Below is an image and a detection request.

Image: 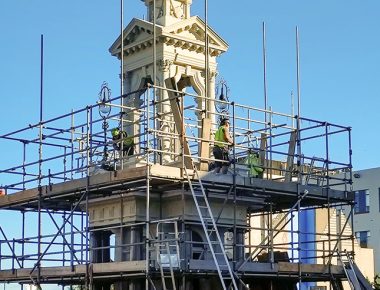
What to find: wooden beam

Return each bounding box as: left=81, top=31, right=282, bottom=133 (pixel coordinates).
left=199, top=118, right=211, bottom=171
left=284, top=130, right=297, bottom=183
left=164, top=78, right=193, bottom=169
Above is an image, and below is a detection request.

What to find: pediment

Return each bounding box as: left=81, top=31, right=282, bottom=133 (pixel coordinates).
left=109, top=18, right=163, bottom=56
left=163, top=16, right=228, bottom=50
left=109, top=16, right=228, bottom=57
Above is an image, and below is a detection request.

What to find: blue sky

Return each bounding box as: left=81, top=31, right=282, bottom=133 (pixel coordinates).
left=1, top=0, right=380, bottom=171
left=0, top=0, right=380, bottom=288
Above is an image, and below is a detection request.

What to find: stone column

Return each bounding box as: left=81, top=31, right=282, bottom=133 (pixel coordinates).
left=113, top=228, right=123, bottom=262
left=158, top=59, right=174, bottom=164
left=207, top=71, right=217, bottom=122
left=124, top=70, right=145, bottom=156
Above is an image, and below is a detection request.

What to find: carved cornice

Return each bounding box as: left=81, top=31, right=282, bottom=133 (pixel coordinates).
left=119, top=34, right=224, bottom=58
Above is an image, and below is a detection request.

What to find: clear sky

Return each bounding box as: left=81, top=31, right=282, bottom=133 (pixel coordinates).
left=1, top=0, right=380, bottom=171
left=0, top=1, right=380, bottom=288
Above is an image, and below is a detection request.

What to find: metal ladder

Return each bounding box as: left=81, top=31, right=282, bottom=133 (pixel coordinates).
left=337, top=251, right=361, bottom=290
left=156, top=221, right=181, bottom=290
left=184, top=165, right=238, bottom=290
left=304, top=157, right=316, bottom=185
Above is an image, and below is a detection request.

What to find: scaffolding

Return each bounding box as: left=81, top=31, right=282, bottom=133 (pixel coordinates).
left=2, top=0, right=371, bottom=288
left=0, top=83, right=357, bottom=289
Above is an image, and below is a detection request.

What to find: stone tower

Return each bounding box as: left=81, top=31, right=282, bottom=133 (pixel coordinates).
left=109, top=0, right=228, bottom=164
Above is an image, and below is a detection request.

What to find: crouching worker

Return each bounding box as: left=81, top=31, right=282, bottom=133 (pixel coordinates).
left=213, top=118, right=234, bottom=174
left=246, top=149, right=264, bottom=178
left=111, top=127, right=134, bottom=157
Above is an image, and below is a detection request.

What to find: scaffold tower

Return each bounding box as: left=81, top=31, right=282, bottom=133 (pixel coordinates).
left=0, top=1, right=372, bottom=290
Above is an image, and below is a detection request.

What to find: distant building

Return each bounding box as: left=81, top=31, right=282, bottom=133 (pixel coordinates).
left=342, top=167, right=380, bottom=275
left=315, top=208, right=374, bottom=289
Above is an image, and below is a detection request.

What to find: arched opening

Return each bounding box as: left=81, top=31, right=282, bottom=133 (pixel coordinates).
left=175, top=75, right=206, bottom=162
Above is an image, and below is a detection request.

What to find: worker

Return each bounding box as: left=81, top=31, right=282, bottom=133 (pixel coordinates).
left=111, top=127, right=134, bottom=156
left=246, top=149, right=264, bottom=178
left=213, top=118, right=234, bottom=174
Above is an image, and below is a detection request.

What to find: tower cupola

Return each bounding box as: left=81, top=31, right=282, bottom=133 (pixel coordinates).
left=142, top=0, right=192, bottom=26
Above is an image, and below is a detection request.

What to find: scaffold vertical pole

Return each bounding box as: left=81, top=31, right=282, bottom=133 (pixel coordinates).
left=86, top=106, right=91, bottom=290
left=348, top=127, right=355, bottom=259
left=263, top=22, right=268, bottom=125
left=120, top=0, right=125, bottom=171
left=204, top=0, right=209, bottom=101
left=71, top=110, right=75, bottom=180
left=180, top=90, right=186, bottom=290
left=36, top=33, right=44, bottom=289
left=146, top=86, right=151, bottom=290
left=325, top=122, right=333, bottom=277
left=232, top=101, right=237, bottom=269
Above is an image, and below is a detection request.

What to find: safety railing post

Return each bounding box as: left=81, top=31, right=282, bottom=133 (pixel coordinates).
left=81, top=211, right=84, bottom=263
left=71, top=110, right=75, bottom=180
left=21, top=210, right=25, bottom=268
left=71, top=205, right=74, bottom=271
left=89, top=106, right=94, bottom=169
left=63, top=213, right=66, bottom=267
left=12, top=238, right=15, bottom=272
left=22, top=142, right=26, bottom=190
left=269, top=106, right=273, bottom=179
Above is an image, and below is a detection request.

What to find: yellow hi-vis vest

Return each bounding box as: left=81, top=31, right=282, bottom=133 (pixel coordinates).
left=113, top=131, right=134, bottom=147
left=246, top=153, right=264, bottom=177
left=123, top=134, right=134, bottom=147
left=214, top=126, right=227, bottom=148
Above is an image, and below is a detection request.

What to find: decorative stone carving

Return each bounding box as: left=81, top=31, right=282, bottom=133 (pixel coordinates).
left=158, top=59, right=173, bottom=72
left=169, top=0, right=186, bottom=19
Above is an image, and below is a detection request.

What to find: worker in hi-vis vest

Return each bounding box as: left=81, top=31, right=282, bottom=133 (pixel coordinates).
left=213, top=118, right=234, bottom=174
left=111, top=127, right=134, bottom=156
left=246, top=149, right=264, bottom=178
